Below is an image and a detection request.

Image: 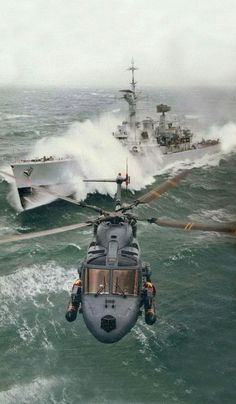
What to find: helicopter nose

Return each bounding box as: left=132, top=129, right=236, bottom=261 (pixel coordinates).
left=101, top=315, right=116, bottom=332
left=82, top=295, right=140, bottom=343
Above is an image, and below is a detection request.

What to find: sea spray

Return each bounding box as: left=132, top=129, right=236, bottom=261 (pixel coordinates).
left=30, top=116, right=157, bottom=199
left=0, top=165, right=23, bottom=211
left=196, top=121, right=236, bottom=153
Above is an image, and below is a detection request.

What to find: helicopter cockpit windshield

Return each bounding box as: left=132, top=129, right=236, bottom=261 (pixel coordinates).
left=84, top=268, right=139, bottom=296
left=112, top=270, right=139, bottom=296
left=84, top=268, right=109, bottom=294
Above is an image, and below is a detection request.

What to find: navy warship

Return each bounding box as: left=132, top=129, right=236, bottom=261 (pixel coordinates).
left=113, top=59, right=220, bottom=159
left=9, top=61, right=220, bottom=209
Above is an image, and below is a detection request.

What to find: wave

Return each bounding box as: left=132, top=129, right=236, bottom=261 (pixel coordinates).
left=189, top=208, right=236, bottom=223
left=29, top=116, right=156, bottom=201
left=0, top=263, right=75, bottom=327
left=0, top=377, right=66, bottom=404
left=3, top=114, right=33, bottom=120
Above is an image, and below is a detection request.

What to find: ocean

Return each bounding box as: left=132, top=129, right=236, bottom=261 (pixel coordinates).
left=0, top=86, right=235, bottom=403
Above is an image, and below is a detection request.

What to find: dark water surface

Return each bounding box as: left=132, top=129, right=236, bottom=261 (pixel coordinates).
left=0, top=87, right=235, bottom=403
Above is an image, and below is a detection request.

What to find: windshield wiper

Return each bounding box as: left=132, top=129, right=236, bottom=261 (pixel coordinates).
left=114, top=279, right=127, bottom=298
left=95, top=284, right=106, bottom=297
left=95, top=275, right=107, bottom=297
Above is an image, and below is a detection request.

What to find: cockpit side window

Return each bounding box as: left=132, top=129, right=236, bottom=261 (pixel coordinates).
left=84, top=268, right=110, bottom=294
left=112, top=269, right=139, bottom=296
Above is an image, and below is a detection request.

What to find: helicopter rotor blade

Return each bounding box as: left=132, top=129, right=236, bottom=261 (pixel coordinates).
left=137, top=169, right=189, bottom=205
left=120, top=169, right=189, bottom=212
left=83, top=179, right=116, bottom=183
left=79, top=202, right=111, bottom=215
left=0, top=221, right=93, bottom=245
left=147, top=218, right=236, bottom=234
left=0, top=169, right=108, bottom=215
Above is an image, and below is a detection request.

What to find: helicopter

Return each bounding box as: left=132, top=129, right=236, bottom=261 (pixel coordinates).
left=0, top=168, right=235, bottom=343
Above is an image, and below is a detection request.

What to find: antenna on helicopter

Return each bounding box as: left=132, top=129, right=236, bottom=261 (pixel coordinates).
left=83, top=170, right=130, bottom=211
left=125, top=157, right=130, bottom=192
left=82, top=160, right=130, bottom=210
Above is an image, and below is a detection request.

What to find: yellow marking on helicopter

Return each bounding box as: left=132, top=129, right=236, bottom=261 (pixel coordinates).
left=184, top=223, right=193, bottom=230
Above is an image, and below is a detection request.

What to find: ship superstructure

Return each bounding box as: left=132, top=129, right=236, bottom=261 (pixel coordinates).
left=113, top=60, right=220, bottom=156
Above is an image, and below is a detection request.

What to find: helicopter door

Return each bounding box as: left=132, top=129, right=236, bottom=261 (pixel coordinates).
left=112, top=269, right=139, bottom=296
left=84, top=268, right=110, bottom=295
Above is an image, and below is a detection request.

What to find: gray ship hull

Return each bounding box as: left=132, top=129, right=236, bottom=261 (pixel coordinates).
left=160, top=142, right=221, bottom=167
left=11, top=158, right=79, bottom=209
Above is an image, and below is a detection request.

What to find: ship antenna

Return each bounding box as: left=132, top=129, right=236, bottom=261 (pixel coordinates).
left=127, top=57, right=138, bottom=95
left=125, top=58, right=138, bottom=135
left=119, top=59, right=139, bottom=136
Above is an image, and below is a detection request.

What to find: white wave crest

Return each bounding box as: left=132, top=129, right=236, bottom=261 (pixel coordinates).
left=0, top=376, right=67, bottom=404
left=28, top=116, right=158, bottom=204
left=0, top=263, right=76, bottom=328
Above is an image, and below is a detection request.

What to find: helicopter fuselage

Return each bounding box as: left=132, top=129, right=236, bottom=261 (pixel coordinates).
left=66, top=216, right=156, bottom=343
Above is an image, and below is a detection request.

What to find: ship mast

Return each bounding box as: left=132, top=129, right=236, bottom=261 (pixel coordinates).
left=119, top=58, right=138, bottom=133
left=128, top=57, right=138, bottom=95
left=127, top=58, right=138, bottom=131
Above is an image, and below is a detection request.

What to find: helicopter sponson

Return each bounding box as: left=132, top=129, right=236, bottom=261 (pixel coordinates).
left=65, top=215, right=157, bottom=343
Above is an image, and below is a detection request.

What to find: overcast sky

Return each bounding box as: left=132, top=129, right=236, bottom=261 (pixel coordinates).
left=0, top=0, right=236, bottom=88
